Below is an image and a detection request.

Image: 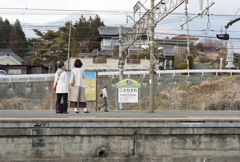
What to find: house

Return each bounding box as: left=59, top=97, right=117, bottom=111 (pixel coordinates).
left=97, top=26, right=148, bottom=56
left=171, top=34, right=199, bottom=46
left=0, top=65, right=48, bottom=75
left=205, top=48, right=227, bottom=61
left=0, top=49, right=48, bottom=74
left=158, top=45, right=175, bottom=69
left=0, top=49, right=27, bottom=65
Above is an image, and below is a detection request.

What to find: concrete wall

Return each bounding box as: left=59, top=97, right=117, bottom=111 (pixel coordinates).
left=1, top=118, right=240, bottom=161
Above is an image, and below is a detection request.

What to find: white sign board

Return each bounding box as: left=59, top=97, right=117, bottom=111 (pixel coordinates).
left=118, top=88, right=138, bottom=103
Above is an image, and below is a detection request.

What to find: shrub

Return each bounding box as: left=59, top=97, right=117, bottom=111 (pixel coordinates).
left=178, top=62, right=188, bottom=69
left=138, top=52, right=145, bottom=59
left=130, top=53, right=137, bottom=59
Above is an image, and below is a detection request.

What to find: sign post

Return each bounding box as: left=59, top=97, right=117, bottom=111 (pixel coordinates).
left=116, top=79, right=141, bottom=105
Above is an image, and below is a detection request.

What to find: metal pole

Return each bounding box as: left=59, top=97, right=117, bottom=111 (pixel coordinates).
left=207, top=100, right=209, bottom=111
left=116, top=88, right=118, bottom=112
left=67, top=23, right=72, bottom=70
left=16, top=99, right=18, bottom=110
left=220, top=26, right=223, bottom=59
left=228, top=100, right=230, bottom=110
left=119, top=26, right=124, bottom=110
left=185, top=2, right=190, bottom=68
left=39, top=99, right=41, bottom=111
left=166, top=100, right=169, bottom=111
left=139, top=88, right=141, bottom=112
left=149, top=0, right=155, bottom=113
left=146, top=100, right=147, bottom=110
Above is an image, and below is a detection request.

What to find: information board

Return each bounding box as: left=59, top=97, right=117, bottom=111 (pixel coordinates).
left=118, top=88, right=138, bottom=103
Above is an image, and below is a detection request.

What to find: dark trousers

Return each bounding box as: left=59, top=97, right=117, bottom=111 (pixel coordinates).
left=56, top=93, right=68, bottom=112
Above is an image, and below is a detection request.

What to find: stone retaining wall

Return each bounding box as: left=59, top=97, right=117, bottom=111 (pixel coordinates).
left=0, top=118, right=240, bottom=162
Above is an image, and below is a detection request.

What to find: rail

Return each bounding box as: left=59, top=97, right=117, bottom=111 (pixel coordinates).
left=0, top=70, right=240, bottom=82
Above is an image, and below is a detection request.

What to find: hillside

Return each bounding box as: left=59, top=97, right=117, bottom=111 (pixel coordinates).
left=155, top=75, right=240, bottom=110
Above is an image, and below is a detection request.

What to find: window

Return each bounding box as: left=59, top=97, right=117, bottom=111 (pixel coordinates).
left=31, top=69, right=36, bottom=74
left=8, top=69, right=21, bottom=75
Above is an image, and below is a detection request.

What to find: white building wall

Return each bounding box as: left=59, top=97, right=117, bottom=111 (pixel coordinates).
left=0, top=57, right=19, bottom=65
left=69, top=57, right=150, bottom=70
left=101, top=38, right=148, bottom=51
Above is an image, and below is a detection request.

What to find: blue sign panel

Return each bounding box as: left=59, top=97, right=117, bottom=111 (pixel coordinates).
left=84, top=72, right=96, bottom=79
left=66, top=71, right=71, bottom=78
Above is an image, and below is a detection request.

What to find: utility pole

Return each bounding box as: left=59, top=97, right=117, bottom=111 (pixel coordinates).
left=67, top=23, right=72, bottom=70
left=119, top=26, right=124, bottom=110
left=220, top=26, right=223, bottom=59
left=149, top=0, right=155, bottom=113
left=185, top=1, right=190, bottom=68
left=119, top=0, right=186, bottom=113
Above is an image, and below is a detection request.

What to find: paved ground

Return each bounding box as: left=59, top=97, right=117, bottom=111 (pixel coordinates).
left=1, top=110, right=240, bottom=118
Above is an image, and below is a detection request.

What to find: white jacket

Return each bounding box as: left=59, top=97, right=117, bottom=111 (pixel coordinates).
left=70, top=68, right=85, bottom=87
left=54, top=71, right=70, bottom=94
left=102, top=88, right=108, bottom=98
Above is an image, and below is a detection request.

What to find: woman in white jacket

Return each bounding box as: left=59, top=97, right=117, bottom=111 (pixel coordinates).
left=68, top=59, right=88, bottom=113
left=54, top=62, right=70, bottom=114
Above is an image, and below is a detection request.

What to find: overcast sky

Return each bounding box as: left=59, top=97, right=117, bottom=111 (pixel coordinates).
left=1, top=0, right=239, bottom=25
left=1, top=0, right=240, bottom=50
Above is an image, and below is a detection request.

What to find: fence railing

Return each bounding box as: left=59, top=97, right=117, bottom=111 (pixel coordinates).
left=1, top=99, right=240, bottom=111
left=1, top=69, right=240, bottom=82
left=0, top=74, right=55, bottom=82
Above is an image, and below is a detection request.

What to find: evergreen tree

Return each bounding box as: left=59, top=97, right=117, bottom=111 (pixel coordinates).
left=14, top=20, right=26, bottom=42
left=29, top=15, right=105, bottom=70
left=0, top=17, right=12, bottom=49
left=8, top=28, right=26, bottom=57
left=0, top=17, right=4, bottom=48
left=88, top=15, right=104, bottom=51
left=8, top=19, right=27, bottom=57
left=2, top=19, right=12, bottom=48
left=71, top=40, right=79, bottom=57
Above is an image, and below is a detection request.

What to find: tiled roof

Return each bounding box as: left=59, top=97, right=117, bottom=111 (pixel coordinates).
left=172, top=34, right=199, bottom=40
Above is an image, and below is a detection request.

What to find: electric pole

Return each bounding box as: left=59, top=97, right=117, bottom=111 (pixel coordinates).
left=119, top=26, right=124, bottom=110
left=220, top=26, right=223, bottom=59
left=67, top=23, right=72, bottom=70
left=149, top=0, right=155, bottom=113
left=185, top=1, right=190, bottom=68
left=119, top=0, right=186, bottom=113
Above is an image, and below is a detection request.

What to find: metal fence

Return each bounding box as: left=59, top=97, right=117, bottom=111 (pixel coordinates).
left=1, top=99, right=240, bottom=111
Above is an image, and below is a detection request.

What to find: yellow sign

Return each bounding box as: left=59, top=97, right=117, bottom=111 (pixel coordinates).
left=84, top=79, right=96, bottom=100
left=116, top=79, right=141, bottom=88
left=84, top=72, right=96, bottom=101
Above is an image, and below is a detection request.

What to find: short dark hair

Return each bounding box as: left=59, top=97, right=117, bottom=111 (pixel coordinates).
left=74, top=59, right=82, bottom=68
left=58, top=62, right=65, bottom=68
